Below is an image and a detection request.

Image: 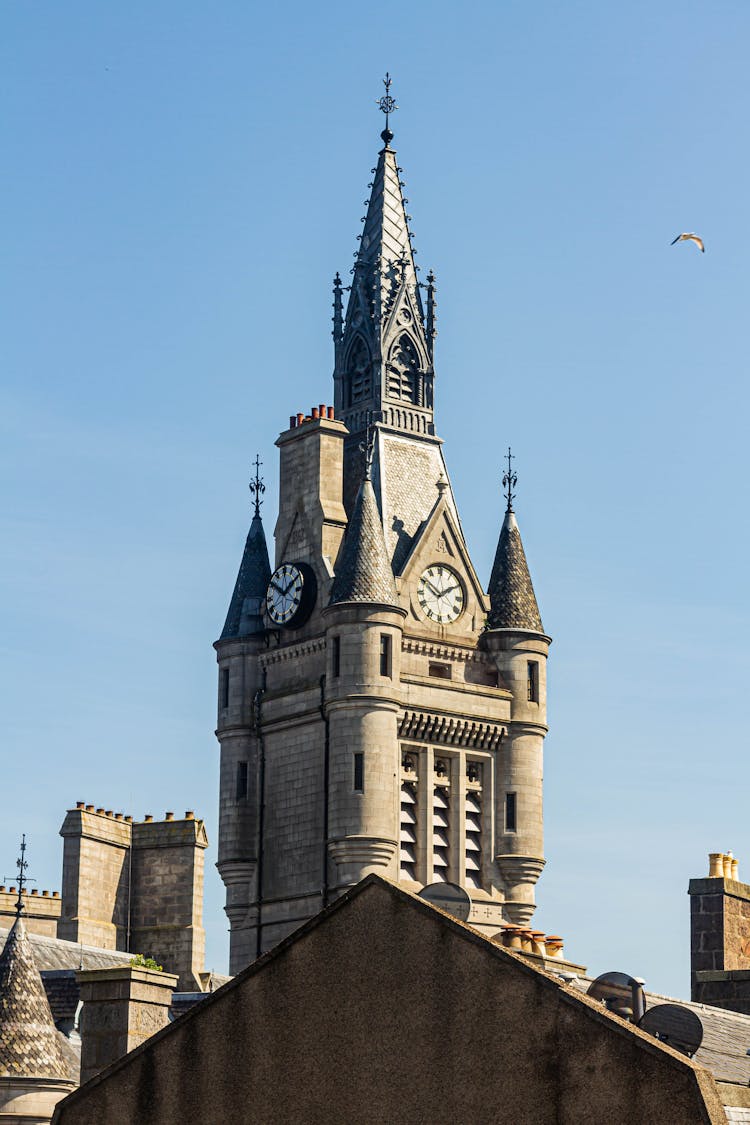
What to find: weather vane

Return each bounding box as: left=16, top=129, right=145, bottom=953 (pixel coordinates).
left=376, top=73, right=398, bottom=142
left=502, top=447, right=517, bottom=512
left=249, top=454, right=265, bottom=517
left=4, top=834, right=34, bottom=918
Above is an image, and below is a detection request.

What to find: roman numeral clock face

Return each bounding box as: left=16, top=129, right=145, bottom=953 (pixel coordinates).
left=265, top=562, right=317, bottom=628
left=417, top=565, right=465, bottom=624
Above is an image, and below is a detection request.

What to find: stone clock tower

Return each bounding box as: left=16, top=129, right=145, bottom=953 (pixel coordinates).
left=215, top=90, right=551, bottom=973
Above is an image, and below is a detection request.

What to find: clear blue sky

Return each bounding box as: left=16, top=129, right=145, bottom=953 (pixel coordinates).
left=3, top=1, right=749, bottom=997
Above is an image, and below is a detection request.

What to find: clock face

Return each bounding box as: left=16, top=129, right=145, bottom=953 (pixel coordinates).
left=266, top=563, right=315, bottom=627
left=417, top=565, right=465, bottom=624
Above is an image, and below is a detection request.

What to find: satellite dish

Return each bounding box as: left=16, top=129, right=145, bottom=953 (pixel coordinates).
left=587, top=972, right=647, bottom=1022
left=638, top=1004, right=703, bottom=1058
left=418, top=882, right=471, bottom=922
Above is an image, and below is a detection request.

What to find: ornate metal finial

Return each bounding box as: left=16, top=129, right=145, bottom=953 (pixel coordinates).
left=4, top=834, right=34, bottom=918
left=332, top=272, right=343, bottom=345
left=249, top=454, right=265, bottom=518
left=377, top=72, right=398, bottom=146
left=502, top=447, right=517, bottom=513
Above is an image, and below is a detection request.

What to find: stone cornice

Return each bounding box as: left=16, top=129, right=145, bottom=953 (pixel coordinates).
left=260, top=637, right=326, bottom=668
left=398, top=709, right=505, bottom=750
left=402, top=638, right=491, bottom=664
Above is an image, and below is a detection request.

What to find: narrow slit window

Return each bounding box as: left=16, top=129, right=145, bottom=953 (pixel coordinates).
left=527, top=661, right=539, bottom=703
left=505, top=792, right=517, bottom=833
left=236, top=761, right=248, bottom=801
left=221, top=667, right=230, bottom=709
left=379, top=634, right=391, bottom=678
left=353, top=752, right=364, bottom=793
left=332, top=636, right=341, bottom=678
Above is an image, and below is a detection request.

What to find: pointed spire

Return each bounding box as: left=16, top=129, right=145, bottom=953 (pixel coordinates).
left=0, top=914, right=70, bottom=1080
left=220, top=457, right=272, bottom=639
left=487, top=454, right=543, bottom=632
left=334, top=76, right=434, bottom=437
left=329, top=447, right=398, bottom=606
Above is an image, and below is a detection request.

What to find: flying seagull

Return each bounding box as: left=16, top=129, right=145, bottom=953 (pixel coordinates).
left=670, top=232, right=705, bottom=253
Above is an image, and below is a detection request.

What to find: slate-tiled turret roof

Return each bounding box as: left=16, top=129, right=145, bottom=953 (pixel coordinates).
left=220, top=513, right=271, bottom=639
left=487, top=509, right=543, bottom=632
left=0, top=914, right=70, bottom=1080
left=329, top=478, right=398, bottom=606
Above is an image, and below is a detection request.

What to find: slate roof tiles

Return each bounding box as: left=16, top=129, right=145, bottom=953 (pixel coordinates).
left=0, top=915, right=70, bottom=1080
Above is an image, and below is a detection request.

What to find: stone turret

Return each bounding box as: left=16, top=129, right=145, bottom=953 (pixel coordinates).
left=0, top=914, right=75, bottom=1122
left=324, top=468, right=406, bottom=893
left=482, top=478, right=550, bottom=925
left=220, top=507, right=271, bottom=642
left=215, top=480, right=272, bottom=973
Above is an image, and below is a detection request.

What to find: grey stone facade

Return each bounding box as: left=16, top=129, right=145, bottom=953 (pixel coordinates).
left=215, top=121, right=551, bottom=972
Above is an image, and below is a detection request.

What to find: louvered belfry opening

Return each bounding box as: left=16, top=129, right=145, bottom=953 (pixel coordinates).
left=432, top=763, right=451, bottom=883
left=465, top=763, right=483, bottom=890
left=399, top=754, right=418, bottom=881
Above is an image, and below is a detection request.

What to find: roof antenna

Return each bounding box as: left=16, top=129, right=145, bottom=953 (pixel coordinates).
left=249, top=454, right=265, bottom=518
left=502, top=447, right=517, bottom=513
left=4, top=834, right=34, bottom=918
left=377, top=72, right=398, bottom=147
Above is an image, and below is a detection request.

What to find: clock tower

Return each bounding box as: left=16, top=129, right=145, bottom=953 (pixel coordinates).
left=215, top=85, right=551, bottom=972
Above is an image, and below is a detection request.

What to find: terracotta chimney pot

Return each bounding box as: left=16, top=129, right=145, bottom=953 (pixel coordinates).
left=709, top=852, right=724, bottom=878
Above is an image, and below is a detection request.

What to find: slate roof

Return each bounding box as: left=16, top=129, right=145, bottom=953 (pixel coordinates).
left=220, top=513, right=271, bottom=639
left=0, top=915, right=70, bottom=1080
left=567, top=974, right=750, bottom=1088
left=0, top=926, right=133, bottom=973
left=487, top=508, right=543, bottom=632
left=330, top=478, right=398, bottom=606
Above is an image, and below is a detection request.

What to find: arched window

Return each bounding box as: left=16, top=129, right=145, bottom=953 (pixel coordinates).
left=345, top=336, right=371, bottom=407
left=386, top=334, right=420, bottom=404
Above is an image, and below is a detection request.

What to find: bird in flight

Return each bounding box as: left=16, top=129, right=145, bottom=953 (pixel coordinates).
left=670, top=233, right=705, bottom=253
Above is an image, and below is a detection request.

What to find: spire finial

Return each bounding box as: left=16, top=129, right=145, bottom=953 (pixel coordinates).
left=249, top=454, right=265, bottom=518
left=4, top=834, right=33, bottom=918
left=377, top=72, right=397, bottom=146
left=502, top=447, right=517, bottom=513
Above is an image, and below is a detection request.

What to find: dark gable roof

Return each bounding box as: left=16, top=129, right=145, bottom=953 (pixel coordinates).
left=220, top=513, right=271, bottom=639
left=0, top=915, right=70, bottom=1080
left=329, top=478, right=398, bottom=606
left=487, top=509, right=543, bottom=632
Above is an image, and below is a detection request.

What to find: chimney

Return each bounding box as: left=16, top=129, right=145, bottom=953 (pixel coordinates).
left=689, top=851, right=750, bottom=1013
left=274, top=407, right=347, bottom=579
left=77, top=966, right=177, bottom=1085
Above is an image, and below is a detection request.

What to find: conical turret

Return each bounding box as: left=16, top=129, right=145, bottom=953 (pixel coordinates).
left=0, top=915, right=70, bottom=1082
left=482, top=453, right=550, bottom=926
left=220, top=513, right=271, bottom=639
left=329, top=473, right=397, bottom=607
left=220, top=461, right=271, bottom=639
left=487, top=508, right=543, bottom=632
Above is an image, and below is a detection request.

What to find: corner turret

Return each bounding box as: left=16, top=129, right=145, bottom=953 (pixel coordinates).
left=481, top=452, right=550, bottom=925
left=220, top=457, right=272, bottom=640
left=324, top=447, right=406, bottom=893
left=0, top=913, right=75, bottom=1118
left=214, top=457, right=273, bottom=972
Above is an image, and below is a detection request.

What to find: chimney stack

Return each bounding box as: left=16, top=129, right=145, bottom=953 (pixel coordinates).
left=689, top=850, right=750, bottom=1013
